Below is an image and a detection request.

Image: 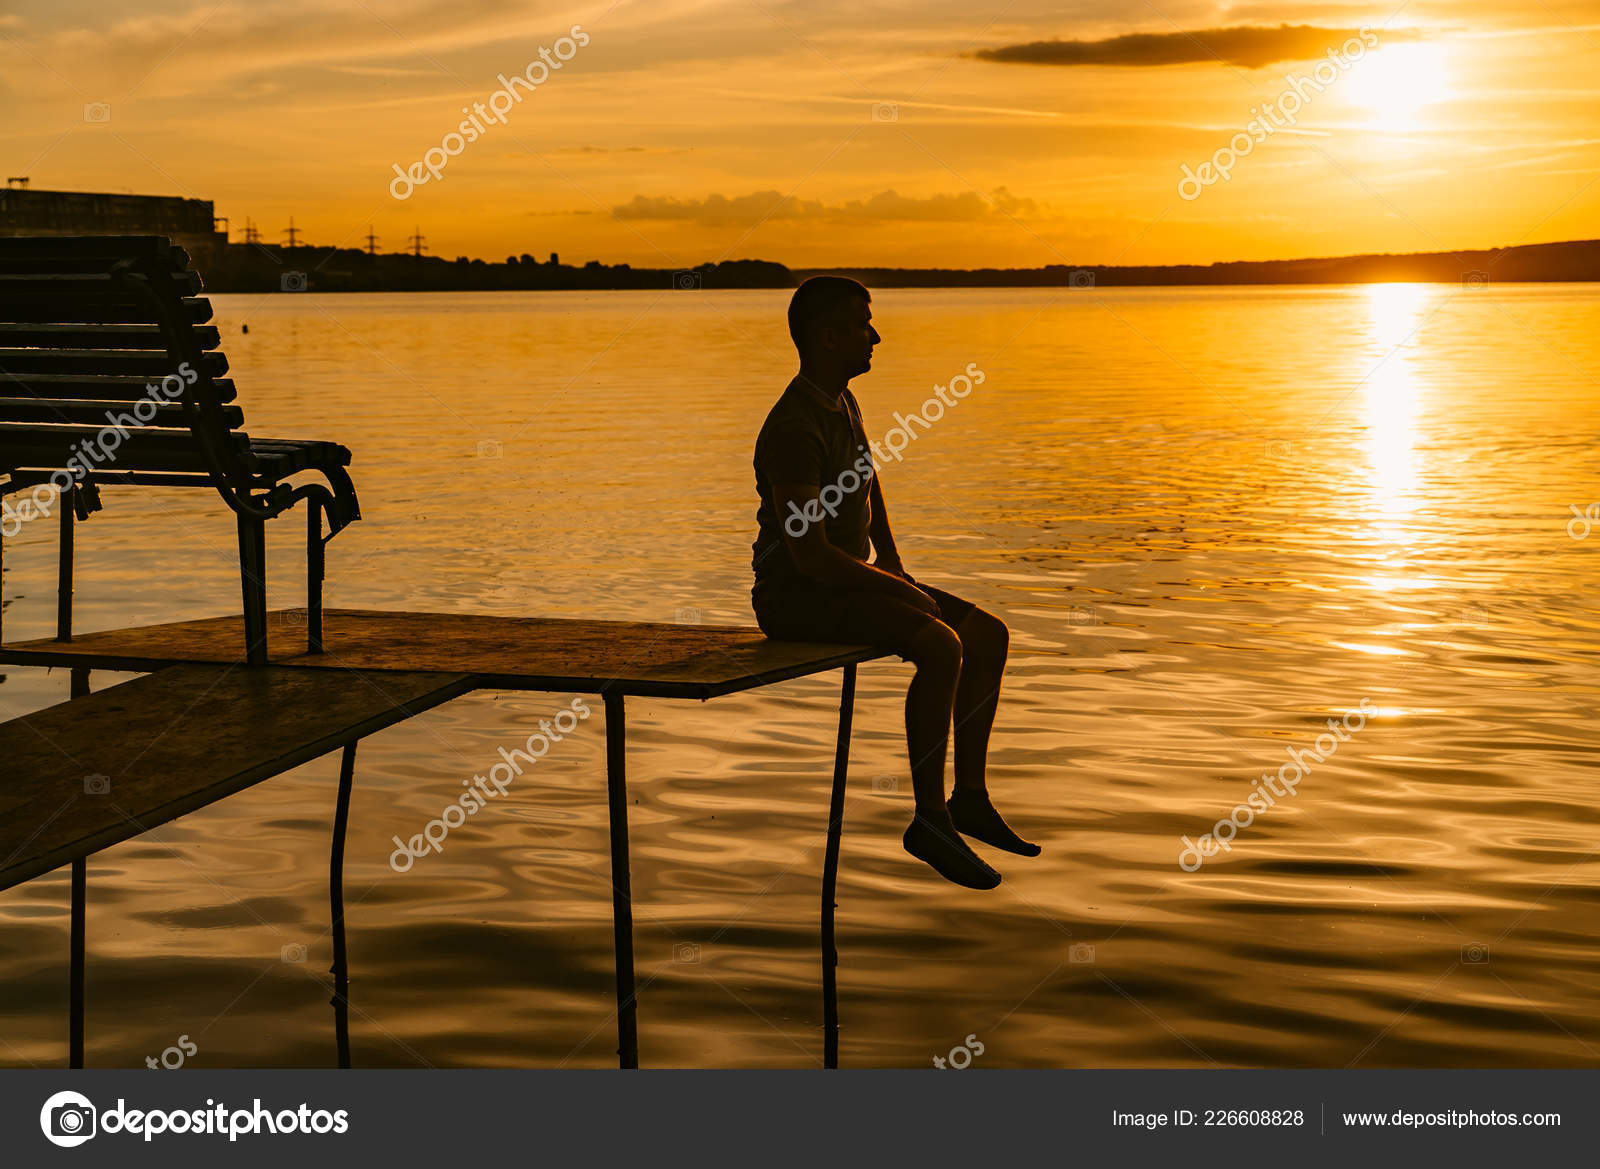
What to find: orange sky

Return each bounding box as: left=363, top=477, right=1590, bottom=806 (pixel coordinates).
left=1, top=1, right=1597, bottom=268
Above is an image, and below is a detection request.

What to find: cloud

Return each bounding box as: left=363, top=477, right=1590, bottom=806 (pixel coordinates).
left=612, top=188, right=1038, bottom=225
left=972, top=24, right=1422, bottom=70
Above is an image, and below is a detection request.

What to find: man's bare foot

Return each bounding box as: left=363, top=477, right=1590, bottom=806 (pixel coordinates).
left=947, top=790, right=1041, bottom=857
left=903, top=813, right=1002, bottom=889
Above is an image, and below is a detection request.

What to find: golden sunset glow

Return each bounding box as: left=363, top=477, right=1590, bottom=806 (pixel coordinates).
left=0, top=5, right=1596, bottom=267
left=1342, top=44, right=1453, bottom=130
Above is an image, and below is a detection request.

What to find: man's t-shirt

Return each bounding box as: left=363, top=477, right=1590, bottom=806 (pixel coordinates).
left=751, top=378, right=875, bottom=593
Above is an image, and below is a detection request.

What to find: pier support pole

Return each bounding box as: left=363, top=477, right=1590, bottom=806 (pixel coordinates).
left=57, top=486, right=73, bottom=642
left=237, top=514, right=267, bottom=666
left=329, top=742, right=357, bottom=1068
left=604, top=690, right=638, bottom=1068
left=68, top=667, right=92, bottom=1068
left=69, top=857, right=85, bottom=1068
left=822, top=664, right=856, bottom=1069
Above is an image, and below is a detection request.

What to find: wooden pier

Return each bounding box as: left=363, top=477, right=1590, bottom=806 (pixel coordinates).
left=0, top=609, right=886, bottom=1068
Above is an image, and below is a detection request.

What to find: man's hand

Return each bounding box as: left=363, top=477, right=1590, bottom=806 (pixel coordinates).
left=899, top=584, right=940, bottom=617
left=874, top=553, right=909, bottom=581
left=871, top=555, right=936, bottom=613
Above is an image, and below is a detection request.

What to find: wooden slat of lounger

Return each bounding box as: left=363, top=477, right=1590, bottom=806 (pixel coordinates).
left=0, top=236, right=185, bottom=262
left=0, top=250, right=189, bottom=276
left=0, top=374, right=238, bottom=402
left=0, top=349, right=229, bottom=377
left=0, top=399, right=242, bottom=428
left=0, top=270, right=203, bottom=297
left=0, top=663, right=474, bottom=892
left=0, top=609, right=886, bottom=699
left=0, top=294, right=212, bottom=325
left=0, top=324, right=222, bottom=351
left=0, top=425, right=247, bottom=475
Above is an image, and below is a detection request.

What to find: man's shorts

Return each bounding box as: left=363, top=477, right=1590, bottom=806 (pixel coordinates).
left=751, top=571, right=978, bottom=652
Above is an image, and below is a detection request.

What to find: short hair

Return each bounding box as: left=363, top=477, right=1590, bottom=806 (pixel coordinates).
left=788, top=275, right=870, bottom=351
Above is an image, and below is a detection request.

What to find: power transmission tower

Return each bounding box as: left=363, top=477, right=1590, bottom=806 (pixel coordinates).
left=365, top=226, right=380, bottom=256
left=283, top=216, right=301, bottom=249
left=242, top=218, right=261, bottom=245
left=407, top=226, right=427, bottom=260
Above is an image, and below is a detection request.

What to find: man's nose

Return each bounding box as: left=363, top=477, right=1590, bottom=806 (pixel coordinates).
left=869, top=327, right=881, bottom=344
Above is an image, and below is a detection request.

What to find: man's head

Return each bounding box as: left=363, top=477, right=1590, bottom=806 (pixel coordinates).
left=788, top=276, right=878, bottom=379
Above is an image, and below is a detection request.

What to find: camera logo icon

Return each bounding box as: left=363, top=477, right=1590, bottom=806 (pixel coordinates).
left=673, top=270, right=702, bottom=290
left=40, top=1090, right=97, bottom=1147
left=280, top=271, right=308, bottom=292
left=83, top=102, right=111, bottom=123
left=281, top=943, right=308, bottom=964
left=675, top=607, right=701, bottom=624
left=1461, top=271, right=1490, bottom=289
left=476, top=439, right=503, bottom=459
left=1068, top=942, right=1096, bottom=964
left=1461, top=943, right=1490, bottom=964
left=1068, top=269, right=1095, bottom=289
left=871, top=102, right=899, bottom=123
left=870, top=775, right=899, bottom=794
left=673, top=942, right=701, bottom=963
left=83, top=773, right=111, bottom=795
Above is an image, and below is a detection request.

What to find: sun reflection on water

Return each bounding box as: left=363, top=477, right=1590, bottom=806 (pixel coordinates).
left=1360, top=283, right=1429, bottom=550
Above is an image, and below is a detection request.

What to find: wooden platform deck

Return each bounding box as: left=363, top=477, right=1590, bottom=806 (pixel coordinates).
left=0, top=608, right=886, bottom=698
left=1, top=606, right=880, bottom=1068
left=0, top=663, right=472, bottom=892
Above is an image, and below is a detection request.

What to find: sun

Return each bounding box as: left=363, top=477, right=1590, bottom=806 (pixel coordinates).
left=1341, top=43, right=1451, bottom=130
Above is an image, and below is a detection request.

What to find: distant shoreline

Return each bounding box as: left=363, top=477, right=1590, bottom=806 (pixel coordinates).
left=201, top=238, right=1600, bottom=293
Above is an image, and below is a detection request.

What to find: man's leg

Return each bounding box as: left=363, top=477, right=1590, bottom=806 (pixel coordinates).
left=902, top=618, right=962, bottom=815
left=950, top=607, right=1008, bottom=797
left=754, top=584, right=1000, bottom=888
left=937, top=601, right=1040, bottom=857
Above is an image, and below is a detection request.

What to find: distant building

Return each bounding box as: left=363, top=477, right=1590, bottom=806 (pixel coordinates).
left=0, top=186, right=230, bottom=268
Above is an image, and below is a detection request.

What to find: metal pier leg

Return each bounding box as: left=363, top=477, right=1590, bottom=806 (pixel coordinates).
left=57, top=487, right=73, bottom=642
left=68, top=668, right=92, bottom=1068
left=604, top=691, right=638, bottom=1069
left=822, top=663, right=856, bottom=1070
left=329, top=742, right=357, bottom=1068
left=307, top=499, right=324, bottom=654
left=236, top=514, right=268, bottom=666
left=69, top=857, right=85, bottom=1068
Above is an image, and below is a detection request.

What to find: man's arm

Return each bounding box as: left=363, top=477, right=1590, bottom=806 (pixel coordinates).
left=867, top=471, right=907, bottom=577
left=773, top=481, right=937, bottom=613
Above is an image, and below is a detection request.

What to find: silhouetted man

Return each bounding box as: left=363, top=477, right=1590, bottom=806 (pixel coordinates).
left=750, top=276, right=1037, bottom=889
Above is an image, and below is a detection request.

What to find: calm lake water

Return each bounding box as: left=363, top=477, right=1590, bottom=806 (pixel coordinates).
left=2, top=284, right=1598, bottom=1068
